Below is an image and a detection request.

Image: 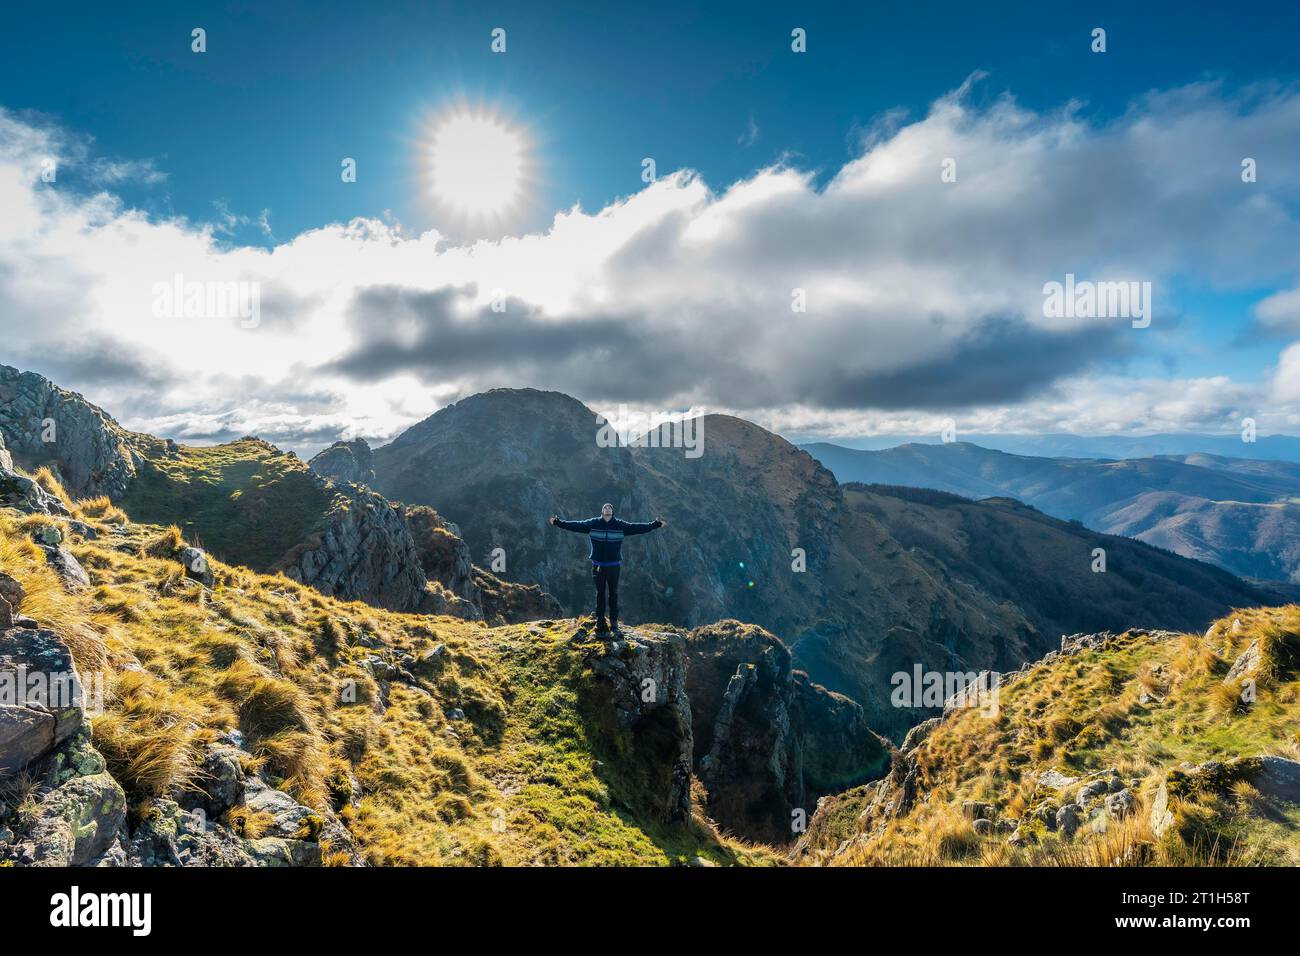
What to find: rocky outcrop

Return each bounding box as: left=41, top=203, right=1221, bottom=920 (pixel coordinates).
left=400, top=505, right=480, bottom=604
left=684, top=620, right=888, bottom=844
left=584, top=625, right=693, bottom=823
left=473, top=568, right=562, bottom=626
left=0, top=365, right=161, bottom=499
left=0, top=627, right=87, bottom=774
left=276, top=483, right=433, bottom=613
left=0, top=431, right=70, bottom=516
left=309, top=439, right=376, bottom=487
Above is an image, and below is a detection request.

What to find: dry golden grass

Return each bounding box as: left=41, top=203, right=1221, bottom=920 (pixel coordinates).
left=1, top=503, right=776, bottom=867
left=812, top=609, right=1300, bottom=868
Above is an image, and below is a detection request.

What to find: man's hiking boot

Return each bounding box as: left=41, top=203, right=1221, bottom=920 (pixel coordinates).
left=595, top=618, right=610, bottom=633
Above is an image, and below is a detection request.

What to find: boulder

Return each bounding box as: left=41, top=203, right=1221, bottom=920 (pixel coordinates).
left=39, top=544, right=90, bottom=590
left=1105, top=789, right=1135, bottom=817
left=1038, top=768, right=1080, bottom=790
left=179, top=546, right=215, bottom=588
left=1056, top=803, right=1082, bottom=838
left=1250, top=755, right=1300, bottom=804
left=0, top=627, right=85, bottom=773
left=1225, top=640, right=1261, bottom=683
left=1150, top=780, right=1174, bottom=838
left=25, top=772, right=127, bottom=866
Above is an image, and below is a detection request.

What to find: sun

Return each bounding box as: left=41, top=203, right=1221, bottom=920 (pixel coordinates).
left=425, top=107, right=533, bottom=231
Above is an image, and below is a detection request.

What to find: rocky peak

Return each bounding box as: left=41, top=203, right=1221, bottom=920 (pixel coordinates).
left=309, top=439, right=376, bottom=487
left=0, top=365, right=162, bottom=499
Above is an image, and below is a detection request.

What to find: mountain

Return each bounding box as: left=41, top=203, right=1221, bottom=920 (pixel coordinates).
left=805, top=441, right=1300, bottom=585
left=805, top=432, right=1300, bottom=463
left=798, top=606, right=1300, bottom=866
left=368, top=389, right=1280, bottom=738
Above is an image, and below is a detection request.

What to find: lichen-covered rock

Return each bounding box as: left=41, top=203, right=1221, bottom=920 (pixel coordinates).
left=25, top=772, right=127, bottom=866
left=179, top=546, right=215, bottom=588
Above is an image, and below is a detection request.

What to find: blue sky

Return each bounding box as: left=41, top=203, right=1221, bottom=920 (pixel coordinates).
left=2, top=1, right=1299, bottom=452
left=8, top=1, right=1298, bottom=241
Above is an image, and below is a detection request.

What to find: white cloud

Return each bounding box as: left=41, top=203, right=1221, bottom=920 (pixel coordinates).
left=1, top=78, right=1299, bottom=456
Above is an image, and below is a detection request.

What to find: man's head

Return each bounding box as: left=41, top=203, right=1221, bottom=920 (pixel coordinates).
left=601, top=503, right=614, bottom=520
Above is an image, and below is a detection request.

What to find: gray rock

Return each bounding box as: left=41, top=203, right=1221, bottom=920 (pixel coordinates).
left=901, top=717, right=940, bottom=754
left=1078, top=778, right=1111, bottom=804
left=179, top=547, right=215, bottom=588
left=961, top=800, right=995, bottom=820
left=587, top=627, right=693, bottom=824
left=972, top=817, right=994, bottom=836
left=25, top=772, right=127, bottom=866
left=1105, top=789, right=1135, bottom=817
left=277, top=481, right=433, bottom=613
left=32, top=524, right=63, bottom=547
left=0, top=628, right=85, bottom=773
left=1056, top=803, right=1083, bottom=838
left=243, top=778, right=321, bottom=839
left=1150, top=780, right=1174, bottom=838
left=1225, top=640, right=1261, bottom=683
left=0, top=365, right=153, bottom=499
left=39, top=545, right=90, bottom=590
left=1038, top=768, right=1080, bottom=790
left=1250, top=755, right=1300, bottom=804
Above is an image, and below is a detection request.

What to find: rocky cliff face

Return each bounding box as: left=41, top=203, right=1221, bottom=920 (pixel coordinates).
left=683, top=621, right=888, bottom=844
left=0, top=365, right=162, bottom=499
left=275, top=482, right=435, bottom=614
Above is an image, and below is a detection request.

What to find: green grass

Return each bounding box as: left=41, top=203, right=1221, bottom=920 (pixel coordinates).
left=118, top=440, right=333, bottom=570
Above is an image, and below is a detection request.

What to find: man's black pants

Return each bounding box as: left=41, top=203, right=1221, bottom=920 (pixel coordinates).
left=592, top=563, right=620, bottom=626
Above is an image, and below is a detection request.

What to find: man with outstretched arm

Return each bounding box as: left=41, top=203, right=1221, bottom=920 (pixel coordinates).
left=549, top=503, right=666, bottom=636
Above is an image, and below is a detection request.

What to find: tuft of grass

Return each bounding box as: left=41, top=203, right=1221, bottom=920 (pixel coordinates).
left=32, top=467, right=75, bottom=511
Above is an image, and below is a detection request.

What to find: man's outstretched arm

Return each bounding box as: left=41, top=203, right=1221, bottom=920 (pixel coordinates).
left=549, top=515, right=595, bottom=533
left=620, top=516, right=667, bottom=535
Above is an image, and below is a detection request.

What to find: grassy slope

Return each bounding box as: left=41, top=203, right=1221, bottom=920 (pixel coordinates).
left=803, top=607, right=1300, bottom=866
left=117, top=440, right=334, bottom=571
left=0, top=491, right=774, bottom=866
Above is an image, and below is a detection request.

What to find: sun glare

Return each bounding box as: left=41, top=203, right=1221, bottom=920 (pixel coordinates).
left=425, top=108, right=533, bottom=232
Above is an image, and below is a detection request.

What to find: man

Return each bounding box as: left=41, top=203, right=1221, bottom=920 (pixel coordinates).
left=549, top=503, right=666, bottom=635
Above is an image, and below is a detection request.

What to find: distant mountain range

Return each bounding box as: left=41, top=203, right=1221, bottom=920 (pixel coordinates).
left=804, top=441, right=1300, bottom=587
left=800, top=432, right=1300, bottom=463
